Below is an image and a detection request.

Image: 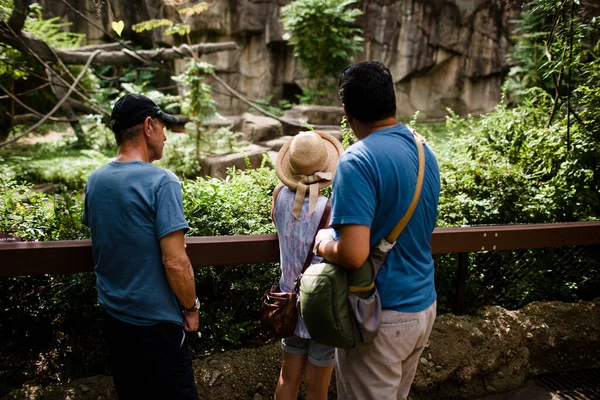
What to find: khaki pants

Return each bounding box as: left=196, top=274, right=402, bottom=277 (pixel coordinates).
left=335, top=301, right=436, bottom=400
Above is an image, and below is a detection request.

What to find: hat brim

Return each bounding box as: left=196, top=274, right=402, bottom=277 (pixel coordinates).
left=156, top=111, right=179, bottom=127
left=276, top=131, right=344, bottom=191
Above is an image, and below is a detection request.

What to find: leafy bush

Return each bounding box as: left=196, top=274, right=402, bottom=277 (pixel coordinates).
left=180, top=165, right=281, bottom=351
left=0, top=139, right=112, bottom=191
left=253, top=95, right=293, bottom=117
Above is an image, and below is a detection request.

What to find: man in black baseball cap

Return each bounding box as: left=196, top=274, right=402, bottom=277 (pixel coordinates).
left=110, top=93, right=179, bottom=142
left=83, top=93, right=199, bottom=398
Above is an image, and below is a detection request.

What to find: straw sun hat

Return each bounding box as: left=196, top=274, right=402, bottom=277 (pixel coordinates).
left=276, top=131, right=344, bottom=219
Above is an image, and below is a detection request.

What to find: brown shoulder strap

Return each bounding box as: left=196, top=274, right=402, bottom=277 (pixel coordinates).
left=385, top=132, right=426, bottom=243
left=270, top=183, right=285, bottom=221
left=302, top=200, right=331, bottom=273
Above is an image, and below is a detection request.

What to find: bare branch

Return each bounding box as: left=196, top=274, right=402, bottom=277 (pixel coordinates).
left=0, top=50, right=100, bottom=147
left=0, top=83, right=76, bottom=122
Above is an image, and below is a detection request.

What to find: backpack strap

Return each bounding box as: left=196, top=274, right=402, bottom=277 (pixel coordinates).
left=349, top=131, right=425, bottom=293
left=301, top=200, right=331, bottom=273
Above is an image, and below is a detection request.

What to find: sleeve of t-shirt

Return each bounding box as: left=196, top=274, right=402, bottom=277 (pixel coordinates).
left=155, top=180, right=189, bottom=240
left=329, top=152, right=377, bottom=228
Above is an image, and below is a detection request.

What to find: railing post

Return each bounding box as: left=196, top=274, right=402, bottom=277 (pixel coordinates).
left=454, top=252, right=469, bottom=315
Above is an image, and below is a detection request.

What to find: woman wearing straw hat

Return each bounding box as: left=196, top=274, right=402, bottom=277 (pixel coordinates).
left=272, top=130, right=344, bottom=399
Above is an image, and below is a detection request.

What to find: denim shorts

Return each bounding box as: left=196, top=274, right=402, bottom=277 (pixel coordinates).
left=282, top=335, right=335, bottom=367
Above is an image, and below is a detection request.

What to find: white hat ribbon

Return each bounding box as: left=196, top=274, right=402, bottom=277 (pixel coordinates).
left=292, top=171, right=332, bottom=219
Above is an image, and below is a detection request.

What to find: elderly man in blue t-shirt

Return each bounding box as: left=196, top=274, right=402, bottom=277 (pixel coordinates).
left=314, top=62, right=441, bottom=399
left=83, top=94, right=199, bottom=399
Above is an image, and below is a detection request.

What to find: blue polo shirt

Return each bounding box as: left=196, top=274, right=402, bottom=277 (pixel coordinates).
left=83, top=161, right=189, bottom=326
left=330, top=124, right=440, bottom=312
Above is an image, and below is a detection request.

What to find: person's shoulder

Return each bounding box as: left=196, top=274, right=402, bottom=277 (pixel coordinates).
left=149, top=165, right=181, bottom=185
left=87, top=162, right=112, bottom=180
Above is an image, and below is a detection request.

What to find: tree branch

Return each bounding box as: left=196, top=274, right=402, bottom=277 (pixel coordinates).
left=0, top=50, right=100, bottom=147
left=54, top=42, right=238, bottom=65
left=70, top=41, right=131, bottom=52
left=0, top=83, right=76, bottom=122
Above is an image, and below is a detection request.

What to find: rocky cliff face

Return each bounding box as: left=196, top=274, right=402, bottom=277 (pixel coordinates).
left=42, top=0, right=523, bottom=119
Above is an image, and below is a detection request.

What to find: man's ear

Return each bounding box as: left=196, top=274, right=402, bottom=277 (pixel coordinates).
left=142, top=116, right=153, bottom=138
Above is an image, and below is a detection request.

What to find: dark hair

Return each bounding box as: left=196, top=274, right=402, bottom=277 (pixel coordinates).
left=338, top=61, right=396, bottom=123
left=114, top=122, right=143, bottom=146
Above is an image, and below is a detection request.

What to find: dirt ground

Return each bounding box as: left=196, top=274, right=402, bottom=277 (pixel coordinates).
left=11, top=129, right=75, bottom=146
left=4, top=300, right=599, bottom=400
left=3, top=342, right=287, bottom=400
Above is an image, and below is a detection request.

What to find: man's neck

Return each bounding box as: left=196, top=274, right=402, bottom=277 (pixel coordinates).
left=115, top=142, right=150, bottom=163
left=353, top=116, right=398, bottom=140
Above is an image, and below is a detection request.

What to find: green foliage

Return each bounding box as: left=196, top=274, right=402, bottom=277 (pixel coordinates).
left=183, top=164, right=278, bottom=236
left=155, top=132, right=200, bottom=178
left=253, top=95, right=293, bottom=117
left=0, top=139, right=112, bottom=191
left=296, top=84, right=340, bottom=105
left=281, top=0, right=364, bottom=101
left=0, top=173, right=89, bottom=240
left=0, top=0, right=12, bottom=18
left=132, top=2, right=208, bottom=37
left=340, top=115, right=355, bottom=148
left=180, top=165, right=280, bottom=350
left=0, top=178, right=97, bottom=386
left=504, top=0, right=600, bottom=104
left=172, top=61, right=223, bottom=160
left=437, top=91, right=598, bottom=226
left=172, top=61, right=216, bottom=122
left=0, top=3, right=84, bottom=79
left=24, top=4, right=85, bottom=49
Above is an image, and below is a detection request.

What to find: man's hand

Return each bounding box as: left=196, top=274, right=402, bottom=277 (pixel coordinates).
left=317, top=224, right=371, bottom=269
left=316, top=228, right=334, bottom=243
left=183, top=310, right=199, bottom=332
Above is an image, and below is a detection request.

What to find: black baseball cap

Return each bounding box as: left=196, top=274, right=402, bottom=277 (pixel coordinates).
left=110, top=94, right=179, bottom=133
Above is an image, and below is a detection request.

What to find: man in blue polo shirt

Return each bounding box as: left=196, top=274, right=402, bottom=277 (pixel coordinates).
left=83, top=94, right=199, bottom=399
left=314, top=62, right=440, bottom=399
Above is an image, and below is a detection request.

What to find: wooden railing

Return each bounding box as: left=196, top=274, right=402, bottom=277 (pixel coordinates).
left=1, top=222, right=600, bottom=313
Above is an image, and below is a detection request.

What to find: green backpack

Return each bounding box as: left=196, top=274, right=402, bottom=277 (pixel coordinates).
left=299, top=132, right=425, bottom=349
left=299, top=255, right=381, bottom=349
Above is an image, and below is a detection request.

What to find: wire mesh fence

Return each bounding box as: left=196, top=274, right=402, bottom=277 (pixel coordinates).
left=435, top=244, right=600, bottom=314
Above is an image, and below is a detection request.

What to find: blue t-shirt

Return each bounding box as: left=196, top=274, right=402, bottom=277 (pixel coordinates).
left=330, top=124, right=440, bottom=312
left=82, top=161, right=189, bottom=326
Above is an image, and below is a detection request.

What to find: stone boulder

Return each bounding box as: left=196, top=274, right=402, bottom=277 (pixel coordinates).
left=261, top=136, right=291, bottom=152
left=282, top=105, right=345, bottom=126
left=240, top=113, right=283, bottom=143
left=199, top=144, right=270, bottom=178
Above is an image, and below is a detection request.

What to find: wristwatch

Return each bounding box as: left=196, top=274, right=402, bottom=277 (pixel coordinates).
left=184, top=297, right=200, bottom=313
left=313, top=240, right=323, bottom=257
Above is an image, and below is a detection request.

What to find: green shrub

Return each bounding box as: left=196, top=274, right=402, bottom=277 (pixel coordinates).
left=0, top=140, right=112, bottom=191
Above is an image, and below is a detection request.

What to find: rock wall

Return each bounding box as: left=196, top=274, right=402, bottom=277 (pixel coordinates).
left=41, top=0, right=523, bottom=119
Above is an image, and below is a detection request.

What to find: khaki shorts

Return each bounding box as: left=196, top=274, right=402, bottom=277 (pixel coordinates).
left=336, top=301, right=437, bottom=400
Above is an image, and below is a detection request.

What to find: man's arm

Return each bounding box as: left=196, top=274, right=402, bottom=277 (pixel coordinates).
left=315, top=224, right=371, bottom=269
left=159, top=230, right=198, bottom=332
